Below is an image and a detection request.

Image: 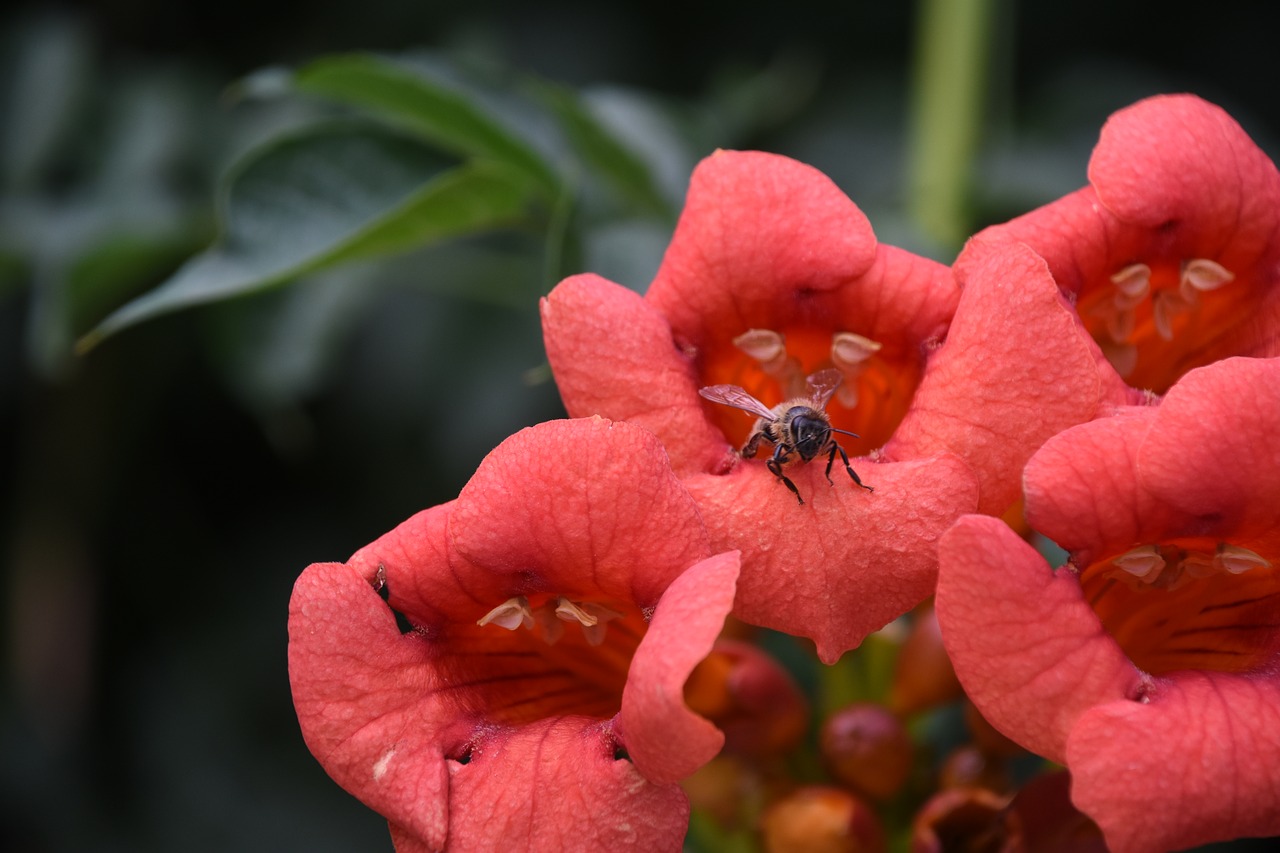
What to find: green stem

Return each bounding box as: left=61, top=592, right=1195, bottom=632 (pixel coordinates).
left=907, top=0, right=997, bottom=250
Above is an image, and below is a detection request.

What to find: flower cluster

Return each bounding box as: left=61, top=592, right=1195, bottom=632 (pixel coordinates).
left=289, top=94, right=1280, bottom=851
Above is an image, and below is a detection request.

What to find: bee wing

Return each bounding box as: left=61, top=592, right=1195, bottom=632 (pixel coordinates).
left=805, top=368, right=844, bottom=408
left=698, top=384, right=776, bottom=419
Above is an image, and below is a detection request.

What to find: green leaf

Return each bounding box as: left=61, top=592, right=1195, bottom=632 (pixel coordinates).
left=532, top=82, right=672, bottom=217
left=291, top=53, right=560, bottom=195
left=79, top=123, right=538, bottom=350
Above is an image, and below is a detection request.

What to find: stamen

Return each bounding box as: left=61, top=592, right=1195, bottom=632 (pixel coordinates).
left=1113, top=546, right=1165, bottom=582
left=1179, top=552, right=1216, bottom=580
left=1180, top=258, right=1234, bottom=295
left=734, top=329, right=805, bottom=395
left=1215, top=544, right=1271, bottom=575
left=531, top=604, right=565, bottom=645
left=555, top=597, right=601, bottom=627
left=1100, top=341, right=1138, bottom=377
left=831, top=332, right=882, bottom=408
left=553, top=598, right=625, bottom=646
left=478, top=596, right=535, bottom=631
left=1152, top=291, right=1192, bottom=341
left=1106, top=306, right=1136, bottom=343
left=1111, top=263, right=1152, bottom=299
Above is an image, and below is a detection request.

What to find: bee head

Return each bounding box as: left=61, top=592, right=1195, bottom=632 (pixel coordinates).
left=788, top=410, right=831, bottom=461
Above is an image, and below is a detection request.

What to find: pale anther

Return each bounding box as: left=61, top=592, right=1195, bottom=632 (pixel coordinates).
left=578, top=603, right=624, bottom=646
left=734, top=328, right=806, bottom=396
left=1111, top=263, right=1152, bottom=298
left=831, top=332, right=882, bottom=368
left=552, top=598, right=624, bottom=646
left=1114, top=545, right=1165, bottom=582
left=830, top=332, right=882, bottom=408
left=1179, top=552, right=1216, bottom=580
left=554, top=597, right=600, bottom=627
left=1106, top=306, right=1136, bottom=343
left=1152, top=291, right=1191, bottom=342
left=733, top=328, right=786, bottom=364
left=1215, top=544, right=1271, bottom=575
left=1181, top=258, right=1234, bottom=293
left=478, top=596, right=535, bottom=631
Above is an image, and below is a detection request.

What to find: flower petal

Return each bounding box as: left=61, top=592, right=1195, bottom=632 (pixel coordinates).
left=347, top=501, right=510, bottom=630
left=540, top=274, right=732, bottom=475
left=439, top=717, right=691, bottom=852
left=619, top=550, right=740, bottom=784
left=288, top=559, right=453, bottom=850
left=890, top=238, right=1126, bottom=515
left=1090, top=95, right=1280, bottom=250
left=689, top=452, right=978, bottom=663
left=448, top=417, right=711, bottom=609
left=647, top=150, right=879, bottom=336
left=935, top=515, right=1142, bottom=762
left=1066, top=671, right=1280, bottom=853
left=1138, top=357, right=1280, bottom=537
left=1022, top=409, right=1190, bottom=569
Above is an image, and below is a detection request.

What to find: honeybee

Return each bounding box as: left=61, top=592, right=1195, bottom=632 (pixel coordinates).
left=699, top=368, right=873, bottom=505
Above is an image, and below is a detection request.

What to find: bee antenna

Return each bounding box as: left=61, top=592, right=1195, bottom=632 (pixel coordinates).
left=829, top=427, right=861, bottom=439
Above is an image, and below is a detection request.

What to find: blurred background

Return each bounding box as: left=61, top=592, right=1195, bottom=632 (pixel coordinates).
left=3, top=1, right=1279, bottom=850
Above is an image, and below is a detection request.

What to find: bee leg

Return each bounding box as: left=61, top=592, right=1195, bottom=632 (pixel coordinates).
left=741, top=432, right=764, bottom=459
left=833, top=442, right=874, bottom=492
left=767, top=447, right=805, bottom=505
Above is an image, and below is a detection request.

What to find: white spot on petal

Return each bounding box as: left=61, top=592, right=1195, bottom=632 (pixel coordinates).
left=373, top=748, right=396, bottom=781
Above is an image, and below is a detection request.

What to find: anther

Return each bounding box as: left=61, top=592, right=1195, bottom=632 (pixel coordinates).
left=1113, top=545, right=1165, bottom=582
left=477, top=596, right=535, bottom=631
left=553, top=598, right=624, bottom=646
left=1152, top=291, right=1192, bottom=341
left=1111, top=263, right=1152, bottom=300
left=734, top=329, right=805, bottom=396
left=831, top=332, right=882, bottom=408
left=1180, top=258, right=1234, bottom=303
left=1215, top=544, right=1271, bottom=575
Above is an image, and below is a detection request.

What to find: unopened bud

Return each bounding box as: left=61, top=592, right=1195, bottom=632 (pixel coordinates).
left=819, top=703, right=913, bottom=802
left=889, top=603, right=964, bottom=716
left=684, top=639, right=809, bottom=757
left=938, top=745, right=1010, bottom=793
left=964, top=700, right=1026, bottom=759
left=1006, top=771, right=1106, bottom=852
left=760, top=786, right=884, bottom=853
left=680, top=754, right=760, bottom=830
left=911, top=787, right=1021, bottom=853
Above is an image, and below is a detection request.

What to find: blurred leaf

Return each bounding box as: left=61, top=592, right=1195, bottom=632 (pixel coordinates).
left=80, top=123, right=539, bottom=349
left=291, top=53, right=560, bottom=196
left=0, top=13, right=90, bottom=188
left=533, top=81, right=671, bottom=217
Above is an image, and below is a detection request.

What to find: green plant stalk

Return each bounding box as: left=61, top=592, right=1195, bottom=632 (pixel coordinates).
left=907, top=0, right=996, bottom=250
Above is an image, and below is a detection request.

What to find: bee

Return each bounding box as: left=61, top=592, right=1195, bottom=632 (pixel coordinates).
left=699, top=368, right=873, bottom=505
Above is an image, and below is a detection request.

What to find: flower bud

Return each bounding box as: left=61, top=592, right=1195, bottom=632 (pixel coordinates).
left=964, top=700, right=1026, bottom=759
left=911, top=787, right=1021, bottom=853
left=819, top=703, right=913, bottom=801
left=759, top=786, right=884, bottom=853
left=938, top=744, right=1010, bottom=793
left=889, top=603, right=964, bottom=716
left=684, top=639, right=808, bottom=758
left=1006, top=771, right=1106, bottom=852
left=681, top=754, right=760, bottom=829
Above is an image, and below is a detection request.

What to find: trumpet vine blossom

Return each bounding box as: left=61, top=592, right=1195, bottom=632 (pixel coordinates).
left=288, top=418, right=740, bottom=852
left=935, top=357, right=1280, bottom=853
left=973, top=94, right=1280, bottom=393
left=542, top=149, right=982, bottom=661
